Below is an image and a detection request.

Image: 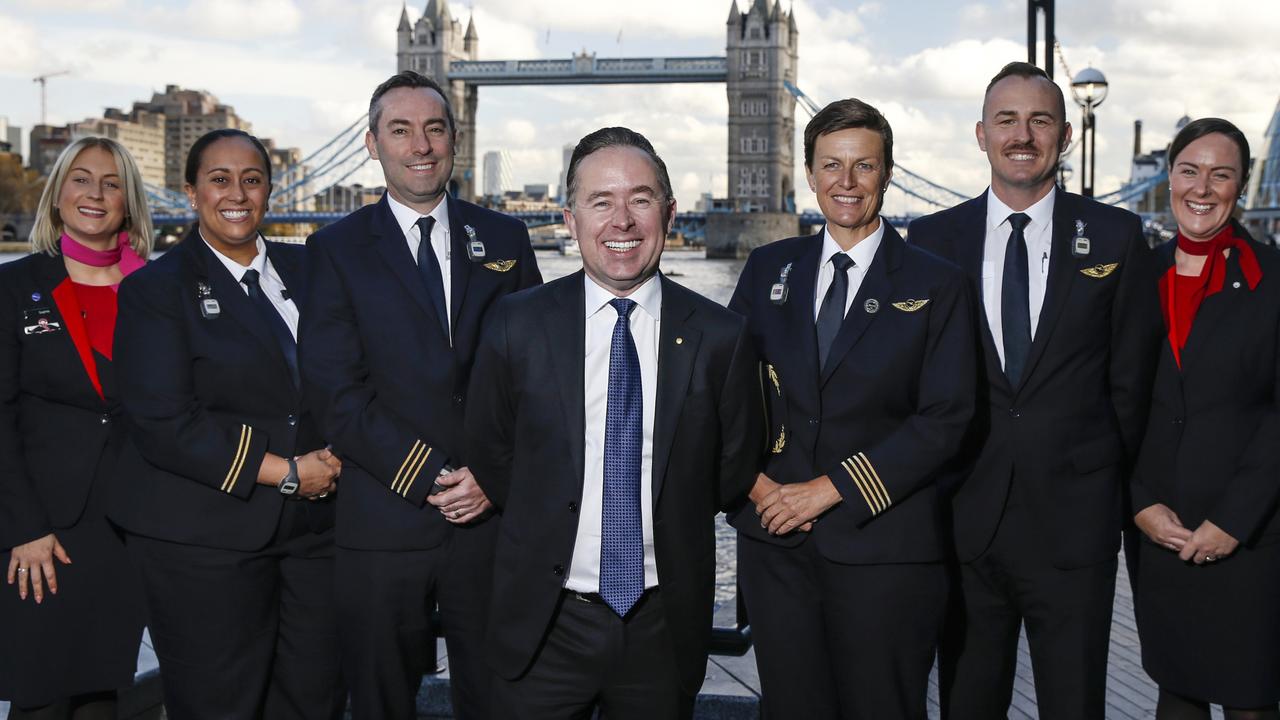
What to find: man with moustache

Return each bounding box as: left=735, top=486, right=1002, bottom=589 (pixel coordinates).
left=299, top=70, right=541, bottom=720
left=908, top=62, right=1161, bottom=719
left=464, top=127, right=762, bottom=719
left=729, top=98, right=977, bottom=718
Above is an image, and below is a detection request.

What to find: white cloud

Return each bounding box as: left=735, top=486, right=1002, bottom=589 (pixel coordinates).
left=183, top=0, right=303, bottom=39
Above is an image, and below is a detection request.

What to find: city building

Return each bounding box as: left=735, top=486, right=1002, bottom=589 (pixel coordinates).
left=1126, top=115, right=1194, bottom=221
left=0, top=117, right=24, bottom=161
left=29, top=125, right=72, bottom=176
left=397, top=0, right=480, bottom=199
left=1245, top=97, right=1280, bottom=242
left=70, top=108, right=167, bottom=187
left=262, top=138, right=314, bottom=212
left=315, top=183, right=384, bottom=213
left=482, top=149, right=513, bottom=199
left=558, top=143, right=574, bottom=203
left=522, top=183, right=550, bottom=201
left=131, top=85, right=253, bottom=191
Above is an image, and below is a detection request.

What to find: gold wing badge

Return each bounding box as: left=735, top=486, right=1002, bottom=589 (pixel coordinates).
left=891, top=298, right=930, bottom=312
left=1080, top=262, right=1119, bottom=279
left=483, top=259, right=517, bottom=272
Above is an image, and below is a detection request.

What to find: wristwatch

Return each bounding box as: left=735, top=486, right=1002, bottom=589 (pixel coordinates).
left=278, top=457, right=300, bottom=497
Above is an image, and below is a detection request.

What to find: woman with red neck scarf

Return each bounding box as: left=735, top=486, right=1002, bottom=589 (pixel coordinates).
left=0, top=137, right=150, bottom=719
left=1132, top=118, right=1280, bottom=720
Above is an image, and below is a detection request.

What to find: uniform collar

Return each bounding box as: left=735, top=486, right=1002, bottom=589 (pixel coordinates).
left=584, top=272, right=662, bottom=322
left=386, top=191, right=451, bottom=240
left=820, top=218, right=884, bottom=269
left=986, top=185, right=1055, bottom=233
left=202, top=232, right=267, bottom=283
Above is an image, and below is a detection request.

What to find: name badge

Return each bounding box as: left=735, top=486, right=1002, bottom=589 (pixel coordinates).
left=197, top=281, right=221, bottom=320
left=770, top=262, right=793, bottom=306
left=464, top=225, right=486, bottom=261
left=1072, top=220, right=1091, bottom=258
left=22, top=307, right=62, bottom=335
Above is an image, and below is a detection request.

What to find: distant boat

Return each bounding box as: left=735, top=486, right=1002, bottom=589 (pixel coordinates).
left=556, top=228, right=578, bottom=255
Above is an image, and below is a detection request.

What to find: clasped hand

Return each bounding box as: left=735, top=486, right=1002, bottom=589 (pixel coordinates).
left=296, top=447, right=341, bottom=499
left=752, top=472, right=842, bottom=535
left=1134, top=503, right=1239, bottom=564
left=427, top=466, right=492, bottom=525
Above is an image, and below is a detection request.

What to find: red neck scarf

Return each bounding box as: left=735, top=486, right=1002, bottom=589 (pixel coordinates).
left=1160, top=223, right=1263, bottom=367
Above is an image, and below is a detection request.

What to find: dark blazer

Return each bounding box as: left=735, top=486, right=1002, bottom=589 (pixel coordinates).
left=465, top=272, right=762, bottom=692
left=109, top=230, right=329, bottom=552
left=300, top=194, right=540, bottom=550
left=909, top=188, right=1162, bottom=568
left=727, top=223, right=977, bottom=563
left=1132, top=231, right=1280, bottom=546
left=0, top=253, right=124, bottom=549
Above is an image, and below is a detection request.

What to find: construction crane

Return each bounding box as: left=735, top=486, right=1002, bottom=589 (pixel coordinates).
left=33, top=70, right=70, bottom=125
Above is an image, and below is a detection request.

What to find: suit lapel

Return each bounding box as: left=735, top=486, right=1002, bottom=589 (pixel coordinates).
left=1179, top=254, right=1247, bottom=372
left=952, top=194, right=1008, bottom=389
left=1018, top=189, right=1077, bottom=389
left=544, top=273, right=587, bottom=495
left=652, top=275, right=700, bottom=505
left=370, top=196, right=440, bottom=326
left=446, top=194, right=474, bottom=336
left=187, top=233, right=289, bottom=373
left=782, top=232, right=824, bottom=380
left=37, top=255, right=104, bottom=401
left=266, top=242, right=305, bottom=304
left=819, top=223, right=901, bottom=387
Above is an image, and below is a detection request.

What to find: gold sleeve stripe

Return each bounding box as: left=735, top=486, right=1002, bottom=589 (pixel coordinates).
left=400, top=447, right=432, bottom=498
left=841, top=459, right=882, bottom=514
left=221, top=425, right=252, bottom=493
left=852, top=453, right=891, bottom=510
left=392, top=440, right=424, bottom=494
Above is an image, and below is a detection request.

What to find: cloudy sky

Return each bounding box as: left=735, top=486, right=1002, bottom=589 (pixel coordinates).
left=1, top=0, right=1277, bottom=215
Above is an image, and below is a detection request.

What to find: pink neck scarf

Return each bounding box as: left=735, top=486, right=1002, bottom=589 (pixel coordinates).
left=60, top=232, right=146, bottom=286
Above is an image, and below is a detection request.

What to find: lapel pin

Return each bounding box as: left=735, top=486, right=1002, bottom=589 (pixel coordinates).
left=864, top=298, right=880, bottom=314
left=1233, top=281, right=1241, bottom=289
left=770, top=262, right=793, bottom=305
left=676, top=337, right=684, bottom=345
left=1072, top=219, right=1091, bottom=258
left=30, top=292, right=41, bottom=302
left=464, top=225, right=486, bottom=261
left=197, top=280, right=221, bottom=320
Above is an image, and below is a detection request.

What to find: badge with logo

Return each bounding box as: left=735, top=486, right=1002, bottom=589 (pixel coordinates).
left=1072, top=219, right=1091, bottom=258
left=770, top=263, right=792, bottom=305
left=464, top=225, right=486, bottom=261
left=22, top=307, right=62, bottom=335
left=864, top=298, right=880, bottom=314
left=197, top=280, right=221, bottom=319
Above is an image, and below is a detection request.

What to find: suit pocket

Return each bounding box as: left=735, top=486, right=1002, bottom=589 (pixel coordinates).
left=1070, top=433, right=1123, bottom=474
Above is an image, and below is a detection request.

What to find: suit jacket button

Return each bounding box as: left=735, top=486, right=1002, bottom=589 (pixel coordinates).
left=453, top=394, right=464, bottom=405
left=568, top=502, right=578, bottom=513
left=1173, top=417, right=1183, bottom=425
left=552, top=564, right=564, bottom=576
left=287, top=414, right=297, bottom=426
left=808, top=419, right=818, bottom=426
left=99, top=414, right=110, bottom=425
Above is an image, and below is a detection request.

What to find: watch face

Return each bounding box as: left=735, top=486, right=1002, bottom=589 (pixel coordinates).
left=280, top=478, right=299, bottom=495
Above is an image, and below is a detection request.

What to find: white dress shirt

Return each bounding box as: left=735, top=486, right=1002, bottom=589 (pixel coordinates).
left=566, top=274, right=661, bottom=593
left=202, top=233, right=299, bottom=340
left=386, top=192, right=453, bottom=331
left=982, top=187, right=1055, bottom=368
left=812, top=219, right=885, bottom=320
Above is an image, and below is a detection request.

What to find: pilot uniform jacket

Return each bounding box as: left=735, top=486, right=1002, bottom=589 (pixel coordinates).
left=1131, top=233, right=1280, bottom=706
left=909, top=189, right=1161, bottom=569
left=727, top=223, right=977, bottom=563
left=0, top=252, right=145, bottom=707
left=300, top=194, right=540, bottom=550
left=464, top=272, right=763, bottom=693
left=110, top=230, right=329, bottom=550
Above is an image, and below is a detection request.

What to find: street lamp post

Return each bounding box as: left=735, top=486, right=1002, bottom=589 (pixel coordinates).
left=1071, top=67, right=1109, bottom=197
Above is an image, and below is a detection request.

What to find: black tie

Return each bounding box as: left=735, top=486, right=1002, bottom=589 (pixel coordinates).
left=1001, top=212, right=1032, bottom=387
left=415, top=216, right=449, bottom=337
left=815, top=252, right=855, bottom=371
left=241, top=268, right=299, bottom=388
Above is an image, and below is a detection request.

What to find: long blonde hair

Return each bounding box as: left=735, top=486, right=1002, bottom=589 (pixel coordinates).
left=29, top=136, right=154, bottom=258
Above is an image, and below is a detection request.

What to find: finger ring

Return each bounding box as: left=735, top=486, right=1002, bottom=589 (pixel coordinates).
left=451, top=511, right=461, bottom=519
left=1206, top=555, right=1216, bottom=562
left=16, top=568, right=27, bottom=574
left=318, top=492, right=329, bottom=498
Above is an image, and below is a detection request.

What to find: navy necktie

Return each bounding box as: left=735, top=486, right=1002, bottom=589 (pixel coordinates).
left=415, top=215, right=449, bottom=337
left=600, top=297, right=644, bottom=618
left=241, top=268, right=299, bottom=388
left=815, top=252, right=855, bottom=371
left=1001, top=212, right=1032, bottom=386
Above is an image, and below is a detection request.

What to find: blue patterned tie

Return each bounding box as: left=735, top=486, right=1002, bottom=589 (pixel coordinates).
left=600, top=298, right=644, bottom=617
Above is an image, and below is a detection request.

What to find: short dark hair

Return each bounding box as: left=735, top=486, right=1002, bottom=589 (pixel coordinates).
left=564, top=127, right=673, bottom=209
left=1168, top=117, right=1252, bottom=189
left=803, top=98, right=894, bottom=177
left=983, top=61, right=1067, bottom=127
left=184, top=128, right=272, bottom=186
left=369, top=70, right=455, bottom=137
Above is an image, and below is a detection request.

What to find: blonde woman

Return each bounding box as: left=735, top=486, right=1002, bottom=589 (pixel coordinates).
left=0, top=137, right=151, bottom=719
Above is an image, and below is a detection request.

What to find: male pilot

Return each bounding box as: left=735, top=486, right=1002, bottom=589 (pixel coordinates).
left=729, top=98, right=977, bottom=718
left=464, top=127, right=761, bottom=719
left=299, top=70, right=541, bottom=719
left=909, top=62, right=1161, bottom=719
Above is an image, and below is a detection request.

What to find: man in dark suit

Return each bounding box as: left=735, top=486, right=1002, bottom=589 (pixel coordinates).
left=729, top=98, right=977, bottom=719
left=299, top=71, right=541, bottom=720
left=465, top=126, right=762, bottom=719
left=908, top=62, right=1161, bottom=719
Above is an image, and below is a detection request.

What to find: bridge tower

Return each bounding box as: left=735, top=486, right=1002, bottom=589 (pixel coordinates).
left=725, top=0, right=797, bottom=213
left=709, top=0, right=800, bottom=257
left=397, top=0, right=479, bottom=199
